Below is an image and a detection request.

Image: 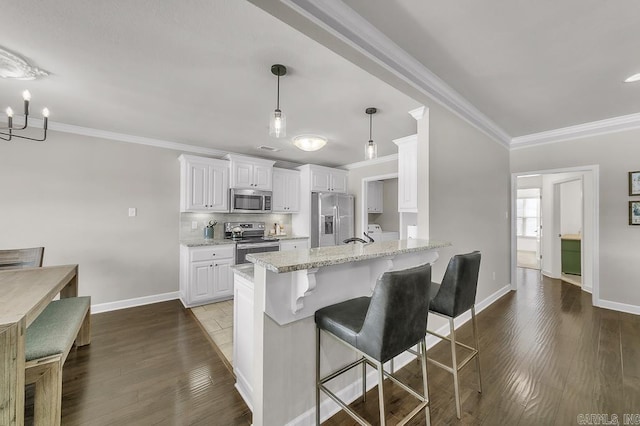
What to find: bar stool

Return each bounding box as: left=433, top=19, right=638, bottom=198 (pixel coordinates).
left=315, top=263, right=432, bottom=426
left=427, top=251, right=482, bottom=419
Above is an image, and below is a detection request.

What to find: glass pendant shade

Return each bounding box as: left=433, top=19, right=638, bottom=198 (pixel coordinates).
left=365, top=139, right=377, bottom=160
left=269, top=109, right=286, bottom=138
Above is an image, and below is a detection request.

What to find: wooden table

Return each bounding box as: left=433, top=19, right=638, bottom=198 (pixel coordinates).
left=0, top=265, right=79, bottom=426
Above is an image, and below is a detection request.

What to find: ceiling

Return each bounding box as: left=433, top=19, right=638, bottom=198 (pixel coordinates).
left=0, top=0, right=420, bottom=167
left=339, top=0, right=640, bottom=137
left=4, top=1, right=639, bottom=165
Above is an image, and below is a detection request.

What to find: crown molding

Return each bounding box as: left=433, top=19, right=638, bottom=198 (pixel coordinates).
left=281, top=0, right=511, bottom=149
left=408, top=106, right=426, bottom=121
left=511, top=112, right=640, bottom=149
left=342, top=153, right=397, bottom=170
left=0, top=115, right=229, bottom=157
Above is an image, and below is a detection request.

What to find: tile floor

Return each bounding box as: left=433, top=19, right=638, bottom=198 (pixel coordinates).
left=191, top=299, right=234, bottom=365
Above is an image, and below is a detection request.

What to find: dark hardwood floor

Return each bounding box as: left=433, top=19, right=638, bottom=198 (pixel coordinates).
left=53, top=300, right=252, bottom=425
left=42, top=269, right=638, bottom=425
left=324, top=268, right=640, bottom=425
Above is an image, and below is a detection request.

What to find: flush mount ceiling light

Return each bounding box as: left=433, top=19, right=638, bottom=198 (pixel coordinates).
left=624, top=73, right=640, bottom=83
left=292, top=134, right=327, bottom=152
left=0, top=47, right=49, bottom=80
left=365, top=107, right=377, bottom=160
left=1, top=90, right=49, bottom=141
left=269, top=64, right=287, bottom=138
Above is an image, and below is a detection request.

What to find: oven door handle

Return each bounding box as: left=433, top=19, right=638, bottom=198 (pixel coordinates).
left=236, top=242, right=280, bottom=249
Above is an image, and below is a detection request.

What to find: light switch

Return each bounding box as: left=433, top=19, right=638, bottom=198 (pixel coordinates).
left=191, top=221, right=198, bottom=230
left=128, top=207, right=137, bottom=217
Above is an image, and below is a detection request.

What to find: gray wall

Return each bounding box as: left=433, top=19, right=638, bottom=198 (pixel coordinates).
left=0, top=130, right=181, bottom=305
left=428, top=103, right=511, bottom=300
left=511, top=128, right=640, bottom=306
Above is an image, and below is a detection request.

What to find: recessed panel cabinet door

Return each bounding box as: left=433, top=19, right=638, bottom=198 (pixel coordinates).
left=213, top=258, right=234, bottom=298
left=190, top=261, right=214, bottom=303
left=286, top=173, right=300, bottom=211
left=188, top=163, right=209, bottom=210
left=331, top=172, right=348, bottom=193
left=272, top=171, right=287, bottom=212
left=208, top=165, right=229, bottom=211
left=234, top=161, right=254, bottom=188
left=311, top=169, right=331, bottom=191
left=253, top=165, right=272, bottom=190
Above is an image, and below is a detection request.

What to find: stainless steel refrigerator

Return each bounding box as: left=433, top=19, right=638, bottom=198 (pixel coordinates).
left=311, top=192, right=355, bottom=247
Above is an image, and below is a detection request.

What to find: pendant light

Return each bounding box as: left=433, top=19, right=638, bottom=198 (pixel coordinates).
left=365, top=107, right=377, bottom=160
left=269, top=64, right=287, bottom=138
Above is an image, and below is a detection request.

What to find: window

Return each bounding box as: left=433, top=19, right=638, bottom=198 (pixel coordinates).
left=517, top=190, right=540, bottom=237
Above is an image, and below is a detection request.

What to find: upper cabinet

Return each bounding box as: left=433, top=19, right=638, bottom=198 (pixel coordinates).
left=225, top=154, right=275, bottom=190
left=301, top=164, right=348, bottom=193
left=393, top=135, right=418, bottom=212
left=367, top=181, right=384, bottom=213
left=272, top=168, right=301, bottom=213
left=179, top=154, right=229, bottom=212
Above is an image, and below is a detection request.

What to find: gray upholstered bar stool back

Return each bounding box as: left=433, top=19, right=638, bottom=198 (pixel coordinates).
left=427, top=251, right=481, bottom=419
left=315, top=263, right=432, bottom=426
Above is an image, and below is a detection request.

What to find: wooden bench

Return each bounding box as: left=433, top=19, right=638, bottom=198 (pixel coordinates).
left=25, top=296, right=91, bottom=426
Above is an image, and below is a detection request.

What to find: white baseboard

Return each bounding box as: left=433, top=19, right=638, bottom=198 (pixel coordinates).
left=596, top=298, right=640, bottom=315
left=91, top=291, right=179, bottom=314
left=286, top=283, right=512, bottom=425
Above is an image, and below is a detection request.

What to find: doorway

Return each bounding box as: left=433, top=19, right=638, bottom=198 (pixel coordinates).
left=516, top=187, right=541, bottom=270
left=510, top=165, right=600, bottom=305
left=360, top=173, right=399, bottom=241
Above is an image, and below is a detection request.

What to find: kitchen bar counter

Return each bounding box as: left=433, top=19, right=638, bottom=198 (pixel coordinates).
left=238, top=239, right=450, bottom=425
left=230, top=264, right=254, bottom=281
left=247, top=239, right=449, bottom=273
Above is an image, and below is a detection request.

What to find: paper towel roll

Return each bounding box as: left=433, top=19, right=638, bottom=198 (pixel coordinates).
left=407, top=225, right=418, bottom=239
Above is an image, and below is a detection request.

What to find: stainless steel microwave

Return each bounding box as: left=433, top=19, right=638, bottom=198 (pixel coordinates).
left=229, top=188, right=272, bottom=213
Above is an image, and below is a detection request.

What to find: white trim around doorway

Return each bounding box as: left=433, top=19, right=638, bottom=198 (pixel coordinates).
left=360, top=173, right=398, bottom=238
left=510, top=165, right=600, bottom=307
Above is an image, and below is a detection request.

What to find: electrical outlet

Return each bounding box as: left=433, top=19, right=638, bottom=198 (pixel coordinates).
left=128, top=207, right=137, bottom=217
left=191, top=221, right=198, bottom=230
left=492, top=271, right=496, bottom=281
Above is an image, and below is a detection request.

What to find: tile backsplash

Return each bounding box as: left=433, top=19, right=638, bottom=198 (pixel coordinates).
left=180, top=212, right=292, bottom=240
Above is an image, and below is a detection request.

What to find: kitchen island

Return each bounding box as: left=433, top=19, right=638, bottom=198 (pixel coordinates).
left=232, top=239, right=450, bottom=425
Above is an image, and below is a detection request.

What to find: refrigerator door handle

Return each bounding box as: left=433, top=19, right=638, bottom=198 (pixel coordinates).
left=334, top=205, right=339, bottom=245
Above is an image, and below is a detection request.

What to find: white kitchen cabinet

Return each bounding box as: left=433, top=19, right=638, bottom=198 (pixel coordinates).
left=302, top=164, right=348, bottom=193
left=179, top=244, right=235, bottom=307
left=225, top=154, right=275, bottom=190
left=367, top=181, right=384, bottom=213
left=393, top=135, right=418, bottom=212
left=272, top=168, right=301, bottom=213
left=279, top=239, right=309, bottom=251
left=179, top=154, right=229, bottom=212
left=233, top=273, right=254, bottom=409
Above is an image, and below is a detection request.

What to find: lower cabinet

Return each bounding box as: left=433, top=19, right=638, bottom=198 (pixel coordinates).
left=561, top=239, right=581, bottom=275
left=233, top=273, right=254, bottom=410
left=279, top=239, right=309, bottom=251
left=180, top=244, right=235, bottom=307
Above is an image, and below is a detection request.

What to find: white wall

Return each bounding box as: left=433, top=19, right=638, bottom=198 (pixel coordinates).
left=560, top=179, right=582, bottom=235
left=428, top=102, right=511, bottom=303
left=0, top=130, right=180, bottom=305
left=511, top=127, right=640, bottom=308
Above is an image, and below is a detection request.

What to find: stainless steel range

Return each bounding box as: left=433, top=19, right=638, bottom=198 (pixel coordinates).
left=224, top=222, right=280, bottom=264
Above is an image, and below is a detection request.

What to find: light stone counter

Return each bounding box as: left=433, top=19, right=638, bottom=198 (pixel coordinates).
left=272, top=235, right=309, bottom=241
left=246, top=239, right=450, bottom=273
left=231, top=264, right=254, bottom=281
left=180, top=238, right=235, bottom=247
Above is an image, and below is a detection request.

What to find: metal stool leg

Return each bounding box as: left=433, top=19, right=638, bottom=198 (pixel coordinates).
left=471, top=305, right=482, bottom=393
left=362, top=358, right=367, bottom=402
left=316, top=326, right=321, bottom=426
left=420, top=338, right=431, bottom=426
left=377, top=361, right=386, bottom=426
left=449, top=318, right=461, bottom=419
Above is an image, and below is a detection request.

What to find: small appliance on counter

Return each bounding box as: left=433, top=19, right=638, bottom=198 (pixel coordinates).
left=224, top=222, right=280, bottom=264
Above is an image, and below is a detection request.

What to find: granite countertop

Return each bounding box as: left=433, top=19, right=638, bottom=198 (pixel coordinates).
left=231, top=264, right=254, bottom=281
left=181, top=235, right=308, bottom=247
left=180, top=238, right=236, bottom=247
left=246, top=239, right=451, bottom=273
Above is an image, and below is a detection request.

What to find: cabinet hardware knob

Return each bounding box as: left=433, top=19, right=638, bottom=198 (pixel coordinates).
left=212, top=254, right=216, bottom=256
